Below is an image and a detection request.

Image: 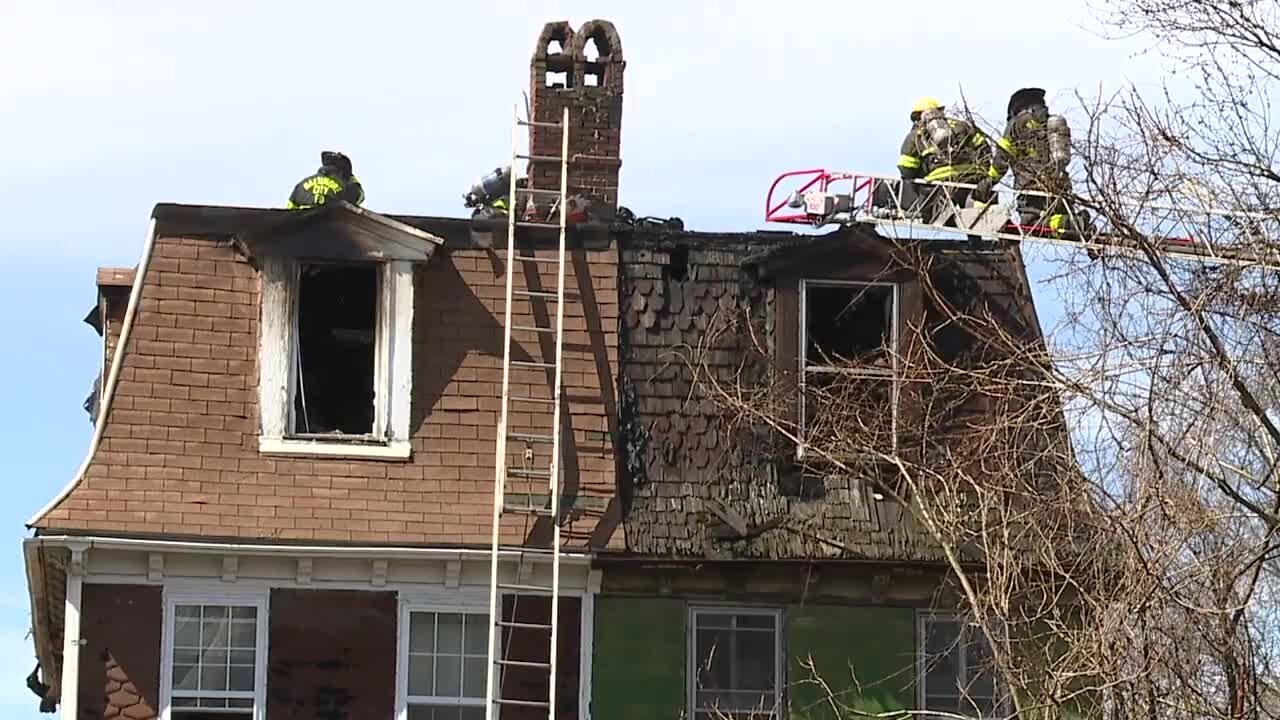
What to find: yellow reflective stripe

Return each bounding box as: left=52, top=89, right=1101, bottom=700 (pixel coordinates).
left=897, top=154, right=921, bottom=169
left=1048, top=214, right=1068, bottom=234
left=997, top=136, right=1015, bottom=153
left=286, top=199, right=299, bottom=210
left=987, top=166, right=1003, bottom=180
left=971, top=132, right=987, bottom=146
left=923, top=164, right=981, bottom=182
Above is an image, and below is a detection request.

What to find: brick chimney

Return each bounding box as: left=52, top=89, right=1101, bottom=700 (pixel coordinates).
left=528, top=20, right=625, bottom=209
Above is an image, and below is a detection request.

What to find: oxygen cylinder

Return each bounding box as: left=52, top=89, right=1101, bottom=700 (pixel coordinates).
left=921, top=108, right=952, bottom=149
left=1047, top=115, right=1071, bottom=166
left=467, top=166, right=511, bottom=206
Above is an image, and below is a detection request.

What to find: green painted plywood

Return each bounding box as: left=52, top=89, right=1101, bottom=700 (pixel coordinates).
left=593, top=597, right=687, bottom=720
left=787, top=605, right=917, bottom=720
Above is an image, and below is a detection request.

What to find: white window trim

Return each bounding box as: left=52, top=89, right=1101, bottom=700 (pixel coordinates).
left=395, top=598, right=497, bottom=720
left=797, top=278, right=900, bottom=460
left=687, top=606, right=784, bottom=720
left=258, top=257, right=414, bottom=459
left=915, top=611, right=1005, bottom=720
left=159, top=588, right=270, bottom=720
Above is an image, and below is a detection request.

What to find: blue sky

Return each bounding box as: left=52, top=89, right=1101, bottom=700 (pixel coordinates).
left=0, top=1, right=1162, bottom=716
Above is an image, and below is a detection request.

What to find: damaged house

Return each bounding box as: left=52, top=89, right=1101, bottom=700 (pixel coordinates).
left=22, top=18, right=1056, bottom=720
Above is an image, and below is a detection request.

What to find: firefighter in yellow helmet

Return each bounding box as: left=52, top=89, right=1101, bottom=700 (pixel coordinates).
left=895, top=97, right=993, bottom=225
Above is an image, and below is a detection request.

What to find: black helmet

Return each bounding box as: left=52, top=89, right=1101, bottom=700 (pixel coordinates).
left=320, top=151, right=353, bottom=175
left=1007, top=88, right=1047, bottom=120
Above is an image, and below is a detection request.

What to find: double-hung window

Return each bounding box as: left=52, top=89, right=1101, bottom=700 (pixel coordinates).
left=161, top=592, right=268, bottom=720
left=918, top=613, right=1003, bottom=719
left=257, top=257, right=415, bottom=459
left=798, top=279, right=899, bottom=459
left=401, top=608, right=490, bottom=720
left=689, top=608, right=782, bottom=720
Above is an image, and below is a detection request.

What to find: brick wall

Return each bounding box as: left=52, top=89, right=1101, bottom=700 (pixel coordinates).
left=78, top=584, right=162, bottom=720
left=529, top=20, right=625, bottom=208
left=37, top=235, right=622, bottom=548
left=267, top=590, right=397, bottom=720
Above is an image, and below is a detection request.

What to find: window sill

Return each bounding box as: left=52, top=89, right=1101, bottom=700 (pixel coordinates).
left=258, top=437, right=412, bottom=461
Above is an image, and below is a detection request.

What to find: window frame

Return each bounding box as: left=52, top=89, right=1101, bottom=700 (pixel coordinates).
left=915, top=611, right=1005, bottom=720
left=796, top=278, right=901, bottom=460
left=257, top=255, right=414, bottom=460
left=395, top=601, right=497, bottom=720
left=158, top=589, right=270, bottom=720
left=686, top=606, right=784, bottom=720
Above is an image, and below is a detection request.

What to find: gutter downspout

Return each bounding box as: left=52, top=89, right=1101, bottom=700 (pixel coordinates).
left=26, top=218, right=158, bottom=528
left=59, top=543, right=87, bottom=720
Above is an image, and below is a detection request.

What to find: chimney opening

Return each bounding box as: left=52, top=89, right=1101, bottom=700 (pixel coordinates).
left=545, top=70, right=572, bottom=88
left=582, top=33, right=609, bottom=87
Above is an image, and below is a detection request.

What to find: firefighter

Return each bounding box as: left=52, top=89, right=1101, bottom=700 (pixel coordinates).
left=896, top=97, right=994, bottom=225
left=976, top=88, right=1084, bottom=236
left=287, top=151, right=366, bottom=209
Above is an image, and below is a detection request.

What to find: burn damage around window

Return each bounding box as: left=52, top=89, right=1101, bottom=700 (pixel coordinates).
left=292, top=264, right=378, bottom=437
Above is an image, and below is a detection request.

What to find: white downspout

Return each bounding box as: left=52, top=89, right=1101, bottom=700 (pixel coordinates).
left=59, top=543, right=88, bottom=720
left=26, top=218, right=158, bottom=527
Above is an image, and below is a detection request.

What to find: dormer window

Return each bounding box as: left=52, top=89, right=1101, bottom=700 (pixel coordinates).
left=797, top=279, right=899, bottom=460
left=244, top=202, right=442, bottom=460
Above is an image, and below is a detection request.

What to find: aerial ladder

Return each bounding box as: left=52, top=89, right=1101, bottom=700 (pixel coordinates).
left=484, top=104, right=572, bottom=720
left=764, top=170, right=1280, bottom=270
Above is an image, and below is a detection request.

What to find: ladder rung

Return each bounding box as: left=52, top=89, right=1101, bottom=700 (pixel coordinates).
left=510, top=395, right=556, bottom=405
left=494, top=698, right=551, bottom=709
left=502, top=503, right=556, bottom=517
left=497, top=582, right=558, bottom=594
left=506, top=466, right=553, bottom=478
left=497, top=619, right=555, bottom=631
left=512, top=325, right=556, bottom=334
left=519, top=119, right=562, bottom=129
left=511, top=359, right=556, bottom=370
left=511, top=255, right=560, bottom=265
left=516, top=221, right=563, bottom=229
left=496, top=658, right=553, bottom=670
left=514, top=290, right=561, bottom=300
left=497, top=544, right=558, bottom=555
left=516, top=154, right=564, bottom=163
left=508, top=431, right=553, bottom=443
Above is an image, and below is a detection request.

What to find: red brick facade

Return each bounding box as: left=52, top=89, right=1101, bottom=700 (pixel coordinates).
left=529, top=20, right=625, bottom=208
left=37, top=234, right=621, bottom=548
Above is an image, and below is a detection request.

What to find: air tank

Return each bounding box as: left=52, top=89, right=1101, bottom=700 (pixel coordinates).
left=1047, top=115, right=1071, bottom=166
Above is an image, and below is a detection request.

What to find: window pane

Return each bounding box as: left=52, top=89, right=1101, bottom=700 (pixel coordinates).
left=198, top=663, right=228, bottom=693
left=463, top=615, right=488, bottom=654
left=435, top=655, right=463, bottom=696
left=174, top=615, right=201, bottom=647
left=697, top=614, right=735, bottom=629
left=735, top=614, right=776, bottom=631
left=229, top=619, right=256, bottom=648
left=964, top=633, right=996, bottom=700
left=172, top=711, right=253, bottom=720
left=458, top=706, right=485, bottom=720
left=734, top=630, right=776, bottom=691
left=462, top=657, right=486, bottom=698
left=437, top=614, right=464, bottom=654
left=924, top=620, right=962, bottom=703
left=230, top=607, right=257, bottom=621
left=172, top=664, right=198, bottom=691
left=695, top=629, right=732, bottom=690
left=410, top=612, right=436, bottom=653
left=229, top=649, right=255, bottom=665
left=408, top=655, right=434, bottom=697
left=200, top=611, right=229, bottom=650
left=173, top=649, right=201, bottom=666
left=200, top=649, right=228, bottom=667
left=228, top=664, right=255, bottom=692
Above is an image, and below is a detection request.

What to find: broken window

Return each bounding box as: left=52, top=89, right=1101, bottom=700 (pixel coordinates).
left=799, top=280, right=898, bottom=458
left=690, top=609, right=781, bottom=720
left=292, top=263, right=378, bottom=437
